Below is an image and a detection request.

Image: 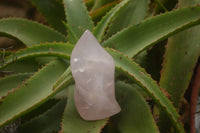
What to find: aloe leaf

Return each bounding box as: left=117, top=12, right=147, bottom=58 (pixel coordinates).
left=103, top=5, right=200, bottom=57
left=61, top=85, right=108, bottom=133
left=139, top=41, right=166, bottom=81
left=0, top=73, right=32, bottom=97
left=90, top=0, right=116, bottom=12
left=160, top=25, right=200, bottom=107
left=53, top=66, right=73, bottom=90
left=153, top=0, right=177, bottom=14
left=90, top=1, right=118, bottom=23
left=154, top=0, right=167, bottom=11
left=1, top=59, right=41, bottom=73
left=20, top=99, right=66, bottom=133
left=0, top=43, right=184, bottom=131
left=0, top=44, right=185, bottom=131
left=63, top=22, right=79, bottom=44
left=84, top=0, right=94, bottom=10
left=0, top=43, right=185, bottom=131
left=0, top=43, right=72, bottom=69
left=0, top=50, right=11, bottom=58
left=105, top=0, right=150, bottom=39
left=63, top=0, right=94, bottom=43
left=158, top=0, right=200, bottom=131
left=106, top=48, right=184, bottom=132
left=115, top=81, right=159, bottom=133
left=157, top=1, right=200, bottom=131
left=159, top=0, right=200, bottom=109
left=29, top=0, right=67, bottom=34
left=178, top=0, right=200, bottom=7
left=0, top=59, right=70, bottom=127
left=52, top=66, right=73, bottom=100
left=93, top=0, right=129, bottom=42
left=21, top=99, right=59, bottom=123
left=0, top=18, right=67, bottom=47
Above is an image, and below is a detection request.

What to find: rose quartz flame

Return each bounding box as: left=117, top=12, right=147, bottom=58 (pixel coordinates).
left=70, top=30, right=121, bottom=120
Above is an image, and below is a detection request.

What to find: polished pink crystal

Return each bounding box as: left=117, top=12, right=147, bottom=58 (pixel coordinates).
left=70, top=30, right=121, bottom=120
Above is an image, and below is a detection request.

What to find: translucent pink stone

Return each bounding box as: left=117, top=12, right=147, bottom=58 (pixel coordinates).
left=70, top=30, right=121, bottom=120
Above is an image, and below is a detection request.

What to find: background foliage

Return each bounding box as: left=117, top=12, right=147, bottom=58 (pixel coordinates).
left=0, top=0, right=200, bottom=132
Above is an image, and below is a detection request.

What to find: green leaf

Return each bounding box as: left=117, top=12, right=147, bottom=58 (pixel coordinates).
left=35, top=57, right=58, bottom=66
left=105, top=0, right=150, bottom=39
left=0, top=43, right=72, bottom=69
left=29, top=0, right=67, bottom=34
left=0, top=73, right=32, bottom=97
left=21, top=99, right=59, bottom=123
left=138, top=41, right=166, bottom=81
left=20, top=99, right=67, bottom=133
left=157, top=1, right=200, bottom=132
left=84, top=0, right=94, bottom=10
left=154, top=0, right=167, bottom=11
left=63, top=0, right=94, bottom=43
left=53, top=66, right=73, bottom=90
left=178, top=0, right=200, bottom=7
left=61, top=85, right=108, bottom=133
left=93, top=0, right=129, bottom=42
left=90, top=0, right=116, bottom=12
left=0, top=50, right=11, bottom=59
left=0, top=18, right=67, bottom=47
left=63, top=22, right=79, bottom=43
left=0, top=43, right=184, bottom=132
left=115, top=81, right=159, bottom=133
left=159, top=0, right=200, bottom=109
left=1, top=59, right=41, bottom=73
left=0, top=59, right=69, bottom=127
left=90, top=1, right=118, bottom=23
left=160, top=25, right=200, bottom=108
left=103, top=5, right=200, bottom=57
left=106, top=48, right=184, bottom=132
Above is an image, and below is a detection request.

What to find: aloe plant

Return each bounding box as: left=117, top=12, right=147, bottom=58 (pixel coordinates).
left=0, top=0, right=200, bottom=132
